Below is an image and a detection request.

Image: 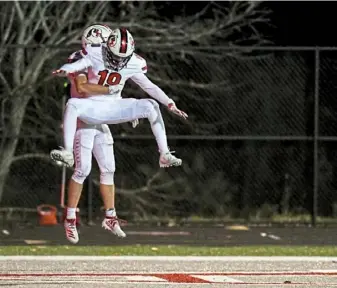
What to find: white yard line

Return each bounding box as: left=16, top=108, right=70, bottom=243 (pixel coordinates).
left=0, top=256, right=336, bottom=261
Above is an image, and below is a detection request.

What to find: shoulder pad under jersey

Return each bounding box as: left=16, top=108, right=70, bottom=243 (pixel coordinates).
left=129, top=53, right=148, bottom=74
left=81, top=44, right=103, bottom=61
left=67, top=50, right=83, bottom=63
left=67, top=50, right=88, bottom=76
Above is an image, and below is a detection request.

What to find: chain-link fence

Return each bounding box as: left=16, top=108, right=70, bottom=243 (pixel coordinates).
left=1, top=46, right=337, bottom=225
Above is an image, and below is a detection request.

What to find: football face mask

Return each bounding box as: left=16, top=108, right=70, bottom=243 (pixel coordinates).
left=106, top=50, right=132, bottom=71
left=105, top=28, right=135, bottom=71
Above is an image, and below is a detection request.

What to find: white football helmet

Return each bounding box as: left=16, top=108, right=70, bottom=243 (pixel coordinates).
left=82, top=24, right=113, bottom=47
left=106, top=28, right=135, bottom=71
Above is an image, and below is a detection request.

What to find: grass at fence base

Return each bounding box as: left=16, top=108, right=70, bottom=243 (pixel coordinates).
left=1, top=245, right=337, bottom=256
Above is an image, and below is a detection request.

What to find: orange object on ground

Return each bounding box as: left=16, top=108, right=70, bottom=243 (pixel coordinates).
left=37, top=204, right=58, bottom=226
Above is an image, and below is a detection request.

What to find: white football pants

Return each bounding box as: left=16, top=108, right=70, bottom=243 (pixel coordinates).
left=72, top=123, right=115, bottom=185
left=63, top=97, right=169, bottom=155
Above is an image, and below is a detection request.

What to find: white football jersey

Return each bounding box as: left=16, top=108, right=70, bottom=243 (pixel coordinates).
left=60, top=44, right=171, bottom=107
left=81, top=44, right=147, bottom=99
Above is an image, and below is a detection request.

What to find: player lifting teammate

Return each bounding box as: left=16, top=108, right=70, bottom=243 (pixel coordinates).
left=56, top=24, right=132, bottom=244
left=51, top=28, right=188, bottom=171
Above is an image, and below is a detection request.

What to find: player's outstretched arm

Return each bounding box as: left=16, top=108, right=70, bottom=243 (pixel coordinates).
left=131, top=73, right=171, bottom=105
left=131, top=73, right=188, bottom=120
left=53, top=58, right=92, bottom=77
left=75, top=74, right=110, bottom=97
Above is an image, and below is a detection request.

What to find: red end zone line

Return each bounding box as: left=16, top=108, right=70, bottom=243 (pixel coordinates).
left=1, top=279, right=336, bottom=286
left=1, top=274, right=337, bottom=286
left=2, top=272, right=337, bottom=276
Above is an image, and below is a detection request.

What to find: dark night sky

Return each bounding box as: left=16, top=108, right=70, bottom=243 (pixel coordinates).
left=269, top=1, right=337, bottom=46
left=157, top=1, right=337, bottom=47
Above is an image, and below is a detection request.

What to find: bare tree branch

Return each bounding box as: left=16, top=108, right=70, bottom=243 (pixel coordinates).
left=0, top=72, right=11, bottom=94
left=0, top=1, right=115, bottom=202
left=14, top=1, right=24, bottom=22
left=0, top=1, right=272, bottom=215
left=1, top=5, right=15, bottom=46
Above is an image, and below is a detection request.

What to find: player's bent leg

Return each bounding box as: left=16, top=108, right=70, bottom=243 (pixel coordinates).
left=64, top=128, right=95, bottom=244
left=50, top=98, right=94, bottom=167
left=58, top=97, right=181, bottom=168
left=50, top=98, right=84, bottom=167
left=136, top=99, right=182, bottom=168
left=93, top=127, right=126, bottom=238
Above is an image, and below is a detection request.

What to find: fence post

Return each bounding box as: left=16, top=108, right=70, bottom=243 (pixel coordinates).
left=312, top=47, right=320, bottom=227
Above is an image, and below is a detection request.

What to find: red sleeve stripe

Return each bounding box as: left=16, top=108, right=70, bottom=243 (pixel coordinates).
left=142, top=66, right=147, bottom=71
left=119, top=28, right=128, bottom=54
left=81, top=48, right=88, bottom=55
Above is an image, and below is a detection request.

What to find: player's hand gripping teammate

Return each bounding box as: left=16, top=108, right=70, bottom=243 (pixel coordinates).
left=51, top=28, right=188, bottom=171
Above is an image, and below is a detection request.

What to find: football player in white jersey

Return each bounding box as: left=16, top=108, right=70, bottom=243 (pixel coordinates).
left=60, top=24, right=130, bottom=244
left=51, top=28, right=188, bottom=171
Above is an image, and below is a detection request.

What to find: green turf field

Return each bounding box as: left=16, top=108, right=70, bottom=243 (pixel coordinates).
left=1, top=245, right=337, bottom=256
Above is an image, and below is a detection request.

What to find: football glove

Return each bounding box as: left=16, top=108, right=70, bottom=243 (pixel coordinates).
left=168, top=101, right=188, bottom=120
left=52, top=69, right=69, bottom=77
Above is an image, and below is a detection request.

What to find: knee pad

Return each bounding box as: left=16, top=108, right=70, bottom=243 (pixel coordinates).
left=71, top=165, right=91, bottom=184
left=100, top=172, right=114, bottom=185
left=138, top=99, right=159, bottom=111
left=146, top=99, right=159, bottom=109
left=138, top=99, right=160, bottom=122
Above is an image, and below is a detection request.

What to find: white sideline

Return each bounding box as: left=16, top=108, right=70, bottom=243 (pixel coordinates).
left=0, top=256, right=336, bottom=261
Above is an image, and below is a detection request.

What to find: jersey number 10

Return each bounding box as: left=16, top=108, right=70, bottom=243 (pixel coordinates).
left=98, top=70, right=122, bottom=86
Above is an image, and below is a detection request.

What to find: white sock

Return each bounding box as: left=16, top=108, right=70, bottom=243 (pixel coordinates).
left=63, top=103, right=78, bottom=152
left=67, top=207, right=76, bottom=219
left=148, top=107, right=169, bottom=154
left=106, top=208, right=116, bottom=218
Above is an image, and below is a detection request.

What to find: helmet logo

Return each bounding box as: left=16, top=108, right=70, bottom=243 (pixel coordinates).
left=108, top=35, right=117, bottom=47
left=87, top=28, right=102, bottom=38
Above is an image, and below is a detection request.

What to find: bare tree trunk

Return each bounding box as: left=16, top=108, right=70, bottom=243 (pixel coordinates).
left=0, top=94, right=30, bottom=202
left=0, top=1, right=271, bottom=211
left=0, top=147, right=17, bottom=203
